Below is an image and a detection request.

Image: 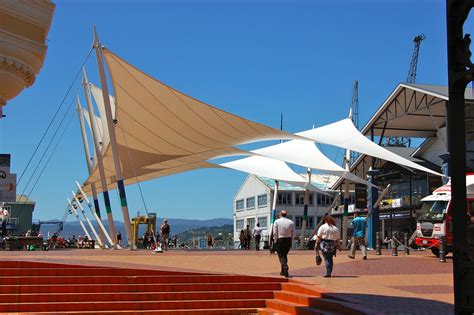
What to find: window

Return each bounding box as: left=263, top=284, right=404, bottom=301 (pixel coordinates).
left=257, top=216, right=268, bottom=228
left=235, top=219, right=244, bottom=232
left=258, top=194, right=267, bottom=207
left=317, top=194, right=331, bottom=206
left=278, top=192, right=292, bottom=205
left=246, top=197, right=255, bottom=210
left=247, top=217, right=255, bottom=229
left=295, top=216, right=314, bottom=229
left=295, top=193, right=313, bottom=205
left=236, top=199, right=244, bottom=211
left=295, top=216, right=303, bottom=228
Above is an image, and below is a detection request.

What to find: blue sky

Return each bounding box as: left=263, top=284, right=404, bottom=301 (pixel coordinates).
left=0, top=0, right=461, bottom=221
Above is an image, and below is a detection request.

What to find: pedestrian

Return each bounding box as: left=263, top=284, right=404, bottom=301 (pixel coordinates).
left=239, top=230, right=246, bottom=250
left=253, top=222, right=262, bottom=250
left=244, top=225, right=252, bottom=250
left=348, top=210, right=367, bottom=260
left=207, top=234, right=214, bottom=249
left=173, top=235, right=178, bottom=248
left=273, top=210, right=296, bottom=278
left=116, top=231, right=122, bottom=247
left=316, top=215, right=341, bottom=278
left=160, top=219, right=170, bottom=251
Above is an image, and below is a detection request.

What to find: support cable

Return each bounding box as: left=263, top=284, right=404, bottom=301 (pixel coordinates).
left=17, top=48, right=93, bottom=186
left=19, top=97, right=77, bottom=200
left=26, top=109, right=76, bottom=200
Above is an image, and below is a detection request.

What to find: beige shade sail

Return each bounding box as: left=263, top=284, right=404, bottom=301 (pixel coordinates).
left=82, top=49, right=301, bottom=193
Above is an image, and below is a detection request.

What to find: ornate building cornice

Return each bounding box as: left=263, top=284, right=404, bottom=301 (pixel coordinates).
left=0, top=55, right=35, bottom=87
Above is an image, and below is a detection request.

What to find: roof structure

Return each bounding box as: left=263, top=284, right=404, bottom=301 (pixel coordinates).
left=331, top=83, right=460, bottom=190
left=360, top=83, right=473, bottom=138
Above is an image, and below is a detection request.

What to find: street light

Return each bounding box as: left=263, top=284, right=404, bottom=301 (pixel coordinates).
left=367, top=167, right=380, bottom=248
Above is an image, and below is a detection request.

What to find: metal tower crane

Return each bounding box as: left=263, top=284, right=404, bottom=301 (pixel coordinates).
left=350, top=80, right=359, bottom=164
left=407, top=34, right=426, bottom=83
left=384, top=34, right=426, bottom=147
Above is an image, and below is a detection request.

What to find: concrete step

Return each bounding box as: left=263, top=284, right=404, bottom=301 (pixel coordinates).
left=258, top=307, right=292, bottom=314
left=0, top=267, right=206, bottom=277
left=0, top=290, right=275, bottom=303
left=1, top=299, right=267, bottom=313
left=0, top=281, right=283, bottom=294
left=0, top=274, right=286, bottom=285
left=23, top=308, right=259, bottom=314
left=273, top=291, right=365, bottom=315
left=265, top=299, right=325, bottom=315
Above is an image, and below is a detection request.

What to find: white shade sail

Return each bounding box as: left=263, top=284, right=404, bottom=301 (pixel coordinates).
left=298, top=118, right=443, bottom=176
left=252, top=140, right=370, bottom=185
left=220, top=155, right=327, bottom=193
left=89, top=83, right=116, bottom=153
left=82, top=48, right=302, bottom=193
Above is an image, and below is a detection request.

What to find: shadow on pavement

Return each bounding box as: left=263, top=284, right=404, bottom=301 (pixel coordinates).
left=324, top=293, right=454, bottom=315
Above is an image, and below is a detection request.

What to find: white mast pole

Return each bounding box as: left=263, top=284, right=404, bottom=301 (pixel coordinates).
left=269, top=180, right=279, bottom=252
left=342, top=109, right=352, bottom=249
left=67, top=198, right=91, bottom=240
left=82, top=67, right=118, bottom=248
left=76, top=97, right=105, bottom=245
left=93, top=26, right=133, bottom=247
left=73, top=192, right=103, bottom=248
left=299, top=168, right=312, bottom=248
left=76, top=181, right=114, bottom=247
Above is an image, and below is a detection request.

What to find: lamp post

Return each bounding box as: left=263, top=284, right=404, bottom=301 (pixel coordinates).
left=367, top=167, right=379, bottom=248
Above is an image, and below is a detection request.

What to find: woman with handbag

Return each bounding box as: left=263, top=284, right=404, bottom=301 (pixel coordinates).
left=316, top=215, right=341, bottom=278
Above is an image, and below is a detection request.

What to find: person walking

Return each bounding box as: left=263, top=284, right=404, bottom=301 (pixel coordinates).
left=253, top=223, right=263, bottom=251
left=348, top=210, right=367, bottom=260
left=244, top=225, right=252, bottom=250
left=316, top=215, right=341, bottom=277
left=160, top=219, right=171, bottom=251
left=239, top=230, right=246, bottom=250
left=116, top=231, right=122, bottom=247
left=273, top=210, right=296, bottom=278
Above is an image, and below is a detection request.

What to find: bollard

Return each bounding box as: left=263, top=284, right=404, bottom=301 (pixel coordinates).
left=404, top=232, right=410, bottom=255
left=391, top=235, right=398, bottom=256
left=439, top=235, right=446, bottom=263
left=375, top=231, right=382, bottom=255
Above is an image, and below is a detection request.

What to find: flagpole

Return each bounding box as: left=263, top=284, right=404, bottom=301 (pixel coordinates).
left=299, top=168, right=311, bottom=248
left=82, top=68, right=117, bottom=248
left=76, top=97, right=106, bottom=245
left=72, top=192, right=103, bottom=248
left=342, top=109, right=352, bottom=249
left=67, top=198, right=91, bottom=240
left=269, top=180, right=279, bottom=253
left=93, top=27, right=133, bottom=248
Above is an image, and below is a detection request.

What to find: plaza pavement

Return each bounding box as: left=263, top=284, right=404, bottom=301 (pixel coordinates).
left=1, top=248, right=453, bottom=314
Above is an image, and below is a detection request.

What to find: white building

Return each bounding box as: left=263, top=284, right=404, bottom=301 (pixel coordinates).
left=233, top=174, right=339, bottom=248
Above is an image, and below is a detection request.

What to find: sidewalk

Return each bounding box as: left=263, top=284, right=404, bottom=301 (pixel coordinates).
left=2, top=248, right=453, bottom=314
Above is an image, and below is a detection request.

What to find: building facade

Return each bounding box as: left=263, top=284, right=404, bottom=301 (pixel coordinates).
left=233, top=174, right=337, bottom=248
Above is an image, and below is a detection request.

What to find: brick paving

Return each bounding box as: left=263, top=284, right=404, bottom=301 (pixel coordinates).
left=1, top=248, right=454, bottom=314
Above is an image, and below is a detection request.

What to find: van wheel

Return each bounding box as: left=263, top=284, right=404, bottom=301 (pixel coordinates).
left=431, top=247, right=440, bottom=257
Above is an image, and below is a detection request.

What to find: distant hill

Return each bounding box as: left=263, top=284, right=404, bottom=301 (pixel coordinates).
left=39, top=218, right=233, bottom=245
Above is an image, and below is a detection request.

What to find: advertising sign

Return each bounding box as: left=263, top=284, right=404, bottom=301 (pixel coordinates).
left=0, top=154, right=10, bottom=167
left=355, top=184, right=367, bottom=209
left=0, top=173, right=16, bottom=201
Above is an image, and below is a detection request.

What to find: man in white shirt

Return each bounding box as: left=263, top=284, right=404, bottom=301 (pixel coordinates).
left=253, top=223, right=263, bottom=251
left=273, top=210, right=296, bottom=277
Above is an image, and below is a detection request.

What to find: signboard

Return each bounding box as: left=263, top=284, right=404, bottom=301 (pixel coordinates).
left=0, top=173, right=16, bottom=200
left=355, top=184, right=367, bottom=209
left=0, top=154, right=10, bottom=167
left=0, top=167, right=11, bottom=188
